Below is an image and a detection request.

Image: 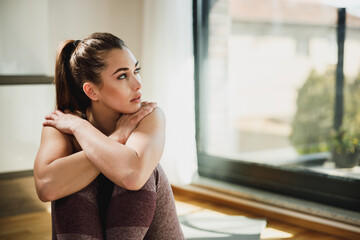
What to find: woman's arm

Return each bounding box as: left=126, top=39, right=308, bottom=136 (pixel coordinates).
left=34, top=126, right=100, bottom=202
left=125, top=108, right=165, bottom=189
left=35, top=103, right=156, bottom=201
left=72, top=108, right=165, bottom=190
left=34, top=103, right=158, bottom=201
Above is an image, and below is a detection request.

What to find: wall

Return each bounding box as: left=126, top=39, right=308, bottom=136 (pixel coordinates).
left=0, top=0, right=144, bottom=173
left=0, top=85, right=55, bottom=173
left=47, top=0, right=144, bottom=75
left=0, top=0, right=48, bottom=74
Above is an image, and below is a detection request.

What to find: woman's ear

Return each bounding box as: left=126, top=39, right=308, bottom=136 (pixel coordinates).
left=83, top=82, right=99, bottom=101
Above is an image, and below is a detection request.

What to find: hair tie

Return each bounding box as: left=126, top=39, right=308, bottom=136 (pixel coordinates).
left=73, top=40, right=81, bottom=48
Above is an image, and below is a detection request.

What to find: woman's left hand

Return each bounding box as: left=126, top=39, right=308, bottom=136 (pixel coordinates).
left=43, top=110, right=85, bottom=135
left=110, top=101, right=157, bottom=144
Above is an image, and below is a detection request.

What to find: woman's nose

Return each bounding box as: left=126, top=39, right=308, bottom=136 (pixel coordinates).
left=131, top=75, right=142, bottom=90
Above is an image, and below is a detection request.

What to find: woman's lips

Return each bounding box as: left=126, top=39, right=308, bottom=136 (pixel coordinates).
left=131, top=96, right=142, bottom=103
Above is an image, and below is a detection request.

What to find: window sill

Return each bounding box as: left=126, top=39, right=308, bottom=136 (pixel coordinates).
left=172, top=176, right=360, bottom=239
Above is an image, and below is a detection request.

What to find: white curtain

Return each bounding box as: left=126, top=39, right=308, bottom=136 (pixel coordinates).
left=141, top=0, right=198, bottom=185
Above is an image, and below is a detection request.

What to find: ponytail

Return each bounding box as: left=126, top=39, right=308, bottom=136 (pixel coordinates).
left=54, top=40, right=90, bottom=115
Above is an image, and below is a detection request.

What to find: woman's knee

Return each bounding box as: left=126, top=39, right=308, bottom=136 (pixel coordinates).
left=106, top=170, right=158, bottom=240
left=107, top=173, right=157, bottom=226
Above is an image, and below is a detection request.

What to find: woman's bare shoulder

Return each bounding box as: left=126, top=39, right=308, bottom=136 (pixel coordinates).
left=41, top=126, right=71, bottom=142
left=140, top=107, right=165, bottom=127
left=37, top=126, right=74, bottom=160
left=128, top=107, right=165, bottom=137
left=151, top=106, right=165, bottom=119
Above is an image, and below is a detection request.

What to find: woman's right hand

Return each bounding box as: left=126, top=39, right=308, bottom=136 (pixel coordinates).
left=110, top=101, right=157, bottom=144
left=43, top=110, right=85, bottom=135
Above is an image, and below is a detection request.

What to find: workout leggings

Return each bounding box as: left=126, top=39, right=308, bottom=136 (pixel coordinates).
left=51, top=164, right=184, bottom=240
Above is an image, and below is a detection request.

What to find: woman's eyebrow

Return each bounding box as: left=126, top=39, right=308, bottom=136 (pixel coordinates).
left=112, top=67, right=128, bottom=75
left=112, top=61, right=139, bottom=75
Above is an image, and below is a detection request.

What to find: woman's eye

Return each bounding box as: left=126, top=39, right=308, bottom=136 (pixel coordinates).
left=117, top=74, right=126, bottom=80
left=135, top=67, right=141, bottom=74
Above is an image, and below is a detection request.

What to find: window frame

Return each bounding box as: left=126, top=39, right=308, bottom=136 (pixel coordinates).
left=193, top=0, right=360, bottom=211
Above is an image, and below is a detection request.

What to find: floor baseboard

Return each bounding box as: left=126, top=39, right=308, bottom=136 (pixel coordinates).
left=0, top=170, right=33, bottom=180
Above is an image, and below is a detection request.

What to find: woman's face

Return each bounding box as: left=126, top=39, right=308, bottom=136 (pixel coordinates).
left=96, top=47, right=142, bottom=114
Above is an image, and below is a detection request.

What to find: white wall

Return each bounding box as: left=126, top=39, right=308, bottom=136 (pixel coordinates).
left=0, top=0, right=48, bottom=74
left=47, top=0, right=144, bottom=75
left=0, top=85, right=55, bottom=173
left=0, top=0, right=145, bottom=173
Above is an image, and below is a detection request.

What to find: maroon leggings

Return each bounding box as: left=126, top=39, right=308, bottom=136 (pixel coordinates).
left=51, top=164, right=184, bottom=240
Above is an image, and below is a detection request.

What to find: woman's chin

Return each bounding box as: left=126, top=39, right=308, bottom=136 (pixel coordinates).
left=121, top=104, right=141, bottom=114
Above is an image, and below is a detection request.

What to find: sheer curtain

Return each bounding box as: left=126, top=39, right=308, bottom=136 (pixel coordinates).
left=141, top=0, right=197, bottom=185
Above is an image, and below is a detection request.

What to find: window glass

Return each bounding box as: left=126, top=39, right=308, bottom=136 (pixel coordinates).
left=202, top=0, right=360, bottom=179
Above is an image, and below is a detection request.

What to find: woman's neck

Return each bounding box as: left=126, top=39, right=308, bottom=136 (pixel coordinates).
left=86, top=105, right=120, bottom=136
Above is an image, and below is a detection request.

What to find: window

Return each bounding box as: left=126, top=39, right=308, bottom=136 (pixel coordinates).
left=194, top=0, right=360, bottom=210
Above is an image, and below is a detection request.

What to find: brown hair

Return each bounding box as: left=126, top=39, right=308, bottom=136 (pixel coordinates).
left=54, top=32, right=126, bottom=115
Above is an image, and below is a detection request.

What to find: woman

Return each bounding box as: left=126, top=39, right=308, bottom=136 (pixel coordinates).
left=34, top=32, right=184, bottom=239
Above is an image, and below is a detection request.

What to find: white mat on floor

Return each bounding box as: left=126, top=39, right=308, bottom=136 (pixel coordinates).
left=179, top=212, right=267, bottom=240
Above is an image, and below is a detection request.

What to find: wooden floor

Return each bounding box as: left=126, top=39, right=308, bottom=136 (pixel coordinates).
left=174, top=194, right=344, bottom=240
left=0, top=175, right=345, bottom=240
